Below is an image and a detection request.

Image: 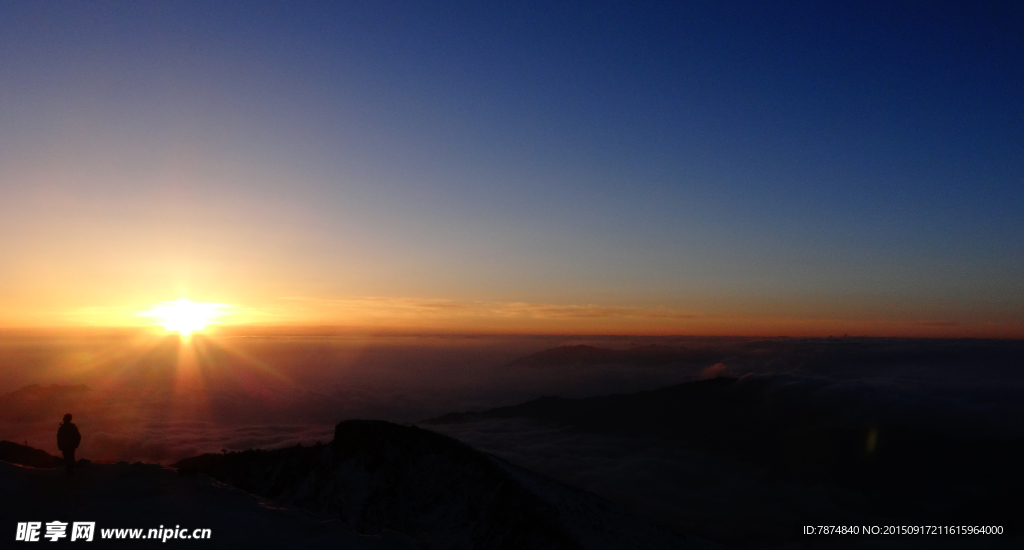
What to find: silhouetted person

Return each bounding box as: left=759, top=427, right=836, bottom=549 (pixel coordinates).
left=57, top=413, right=81, bottom=476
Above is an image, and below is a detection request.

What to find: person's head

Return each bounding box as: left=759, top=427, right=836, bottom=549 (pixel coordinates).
left=63, top=413, right=72, bottom=423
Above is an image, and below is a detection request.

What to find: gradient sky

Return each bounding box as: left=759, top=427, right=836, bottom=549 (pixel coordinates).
left=1, top=1, right=1021, bottom=336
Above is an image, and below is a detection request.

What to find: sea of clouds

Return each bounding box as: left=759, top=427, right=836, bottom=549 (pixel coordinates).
left=1, top=331, right=1021, bottom=467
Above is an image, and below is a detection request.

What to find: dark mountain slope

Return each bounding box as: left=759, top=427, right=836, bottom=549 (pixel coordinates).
left=0, top=440, right=65, bottom=468
left=174, top=420, right=710, bottom=550
left=426, top=376, right=1024, bottom=532
left=0, top=459, right=417, bottom=549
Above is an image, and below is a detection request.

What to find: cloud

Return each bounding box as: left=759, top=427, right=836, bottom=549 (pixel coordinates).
left=76, top=423, right=338, bottom=463
left=274, top=296, right=707, bottom=322
left=698, top=363, right=727, bottom=379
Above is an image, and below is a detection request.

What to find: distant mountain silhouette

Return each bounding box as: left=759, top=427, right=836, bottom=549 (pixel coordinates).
left=0, top=384, right=94, bottom=424
left=507, top=344, right=720, bottom=368
left=505, top=339, right=1024, bottom=382
left=4, top=383, right=91, bottom=399
left=175, top=420, right=712, bottom=550
left=427, top=376, right=1024, bottom=533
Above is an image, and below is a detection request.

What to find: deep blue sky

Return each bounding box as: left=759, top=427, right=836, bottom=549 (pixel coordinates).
left=0, top=1, right=1021, bottom=335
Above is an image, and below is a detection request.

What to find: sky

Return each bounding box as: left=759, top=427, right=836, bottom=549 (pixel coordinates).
left=0, top=0, right=1021, bottom=336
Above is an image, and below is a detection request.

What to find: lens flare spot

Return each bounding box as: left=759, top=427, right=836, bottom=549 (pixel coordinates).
left=866, top=428, right=878, bottom=453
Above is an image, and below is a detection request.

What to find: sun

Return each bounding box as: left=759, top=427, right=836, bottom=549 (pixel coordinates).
left=140, top=299, right=230, bottom=336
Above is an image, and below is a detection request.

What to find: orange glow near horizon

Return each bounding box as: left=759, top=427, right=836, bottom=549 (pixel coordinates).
left=0, top=294, right=1019, bottom=339
left=139, top=299, right=232, bottom=336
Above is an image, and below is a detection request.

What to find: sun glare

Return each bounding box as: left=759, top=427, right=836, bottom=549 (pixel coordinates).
left=141, top=299, right=230, bottom=336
